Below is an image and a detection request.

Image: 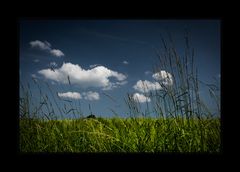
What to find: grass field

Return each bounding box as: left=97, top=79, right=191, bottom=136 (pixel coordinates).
left=20, top=117, right=220, bottom=152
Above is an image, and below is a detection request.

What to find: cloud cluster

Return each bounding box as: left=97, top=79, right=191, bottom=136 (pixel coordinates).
left=132, top=93, right=151, bottom=103
left=58, top=91, right=99, bottom=101
left=30, top=40, right=64, bottom=57
left=133, top=80, right=162, bottom=93
left=123, top=60, right=129, bottom=65
left=133, top=70, right=173, bottom=93
left=132, top=70, right=173, bottom=103
left=38, top=62, right=127, bottom=90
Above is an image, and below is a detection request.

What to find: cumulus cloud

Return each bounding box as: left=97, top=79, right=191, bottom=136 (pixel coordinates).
left=50, top=49, right=64, bottom=57
left=109, top=70, right=126, bottom=81
left=30, top=40, right=51, bottom=50
left=58, top=92, right=82, bottom=99
left=123, top=60, right=129, bottom=65
left=38, top=62, right=127, bottom=90
left=82, top=91, right=100, bottom=100
left=30, top=40, right=64, bottom=57
left=133, top=70, right=173, bottom=93
left=132, top=93, right=151, bottom=103
left=152, top=70, right=173, bottom=86
left=133, top=80, right=162, bottom=93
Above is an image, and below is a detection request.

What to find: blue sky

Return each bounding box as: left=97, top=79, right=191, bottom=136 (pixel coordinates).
left=19, top=20, right=220, bottom=119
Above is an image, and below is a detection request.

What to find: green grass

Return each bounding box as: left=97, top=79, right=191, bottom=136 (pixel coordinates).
left=20, top=117, right=220, bottom=152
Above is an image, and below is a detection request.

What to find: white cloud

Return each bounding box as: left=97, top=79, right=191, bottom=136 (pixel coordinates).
left=50, top=49, right=64, bottom=57
left=152, top=70, right=173, bottom=86
left=82, top=91, right=100, bottom=101
left=123, top=60, right=129, bottom=65
left=30, top=40, right=64, bottom=57
left=30, top=40, right=51, bottom=50
left=38, top=62, right=127, bottom=90
left=110, top=70, right=126, bottom=81
left=57, top=91, right=100, bottom=101
left=58, top=92, right=82, bottom=99
left=133, top=80, right=162, bottom=93
left=34, top=59, right=39, bottom=63
left=133, top=71, right=173, bottom=93
left=132, top=93, right=151, bottom=103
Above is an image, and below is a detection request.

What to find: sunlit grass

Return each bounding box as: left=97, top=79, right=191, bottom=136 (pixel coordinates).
left=19, top=117, right=220, bottom=152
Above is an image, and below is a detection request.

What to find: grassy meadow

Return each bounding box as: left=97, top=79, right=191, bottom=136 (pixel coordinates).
left=20, top=117, right=220, bottom=152
left=19, top=35, right=221, bottom=153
